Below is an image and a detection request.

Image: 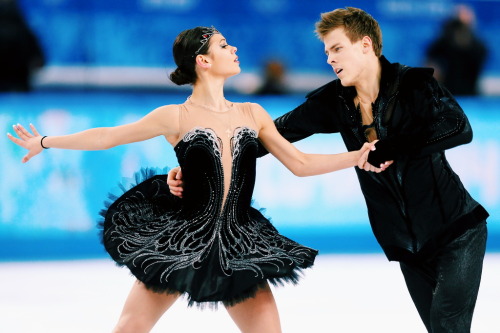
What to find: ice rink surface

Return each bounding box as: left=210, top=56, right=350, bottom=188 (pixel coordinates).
left=1, top=253, right=498, bottom=333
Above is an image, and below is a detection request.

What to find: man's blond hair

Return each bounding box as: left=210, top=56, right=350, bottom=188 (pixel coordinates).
left=315, top=7, right=383, bottom=57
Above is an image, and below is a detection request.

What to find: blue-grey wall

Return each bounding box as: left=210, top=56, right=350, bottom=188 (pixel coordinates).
left=1, top=92, right=498, bottom=260
left=18, top=0, right=500, bottom=75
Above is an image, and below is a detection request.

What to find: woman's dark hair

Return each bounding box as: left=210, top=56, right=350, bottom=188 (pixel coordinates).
left=169, top=26, right=216, bottom=86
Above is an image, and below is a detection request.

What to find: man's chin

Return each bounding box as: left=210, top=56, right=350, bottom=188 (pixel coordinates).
left=339, top=78, right=354, bottom=87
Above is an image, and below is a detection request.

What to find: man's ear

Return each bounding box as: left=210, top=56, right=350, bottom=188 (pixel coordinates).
left=195, top=55, right=211, bottom=69
left=361, top=36, right=373, bottom=53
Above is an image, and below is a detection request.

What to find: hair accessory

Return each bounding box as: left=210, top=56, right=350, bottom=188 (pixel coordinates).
left=194, top=26, right=220, bottom=55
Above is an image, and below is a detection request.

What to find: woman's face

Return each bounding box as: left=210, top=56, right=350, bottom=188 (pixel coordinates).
left=205, top=34, right=240, bottom=78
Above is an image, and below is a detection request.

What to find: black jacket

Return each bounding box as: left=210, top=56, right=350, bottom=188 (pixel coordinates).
left=266, top=56, right=488, bottom=262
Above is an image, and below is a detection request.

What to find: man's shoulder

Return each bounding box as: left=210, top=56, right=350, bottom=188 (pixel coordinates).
left=383, top=56, right=434, bottom=82
left=399, top=66, right=435, bottom=93
left=384, top=58, right=435, bottom=93
left=402, top=66, right=434, bottom=80
left=305, top=79, right=340, bottom=99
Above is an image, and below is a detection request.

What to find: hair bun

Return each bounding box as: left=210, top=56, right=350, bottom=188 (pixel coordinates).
left=169, top=67, right=192, bottom=86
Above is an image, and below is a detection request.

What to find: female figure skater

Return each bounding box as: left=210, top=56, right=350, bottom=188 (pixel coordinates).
left=7, top=26, right=387, bottom=333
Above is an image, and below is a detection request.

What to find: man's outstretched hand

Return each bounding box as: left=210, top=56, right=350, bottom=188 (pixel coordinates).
left=167, top=166, right=184, bottom=198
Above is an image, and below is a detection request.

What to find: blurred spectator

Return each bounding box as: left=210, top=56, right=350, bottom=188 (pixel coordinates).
left=425, top=4, right=488, bottom=96
left=255, top=60, right=289, bottom=95
left=0, top=0, right=45, bottom=92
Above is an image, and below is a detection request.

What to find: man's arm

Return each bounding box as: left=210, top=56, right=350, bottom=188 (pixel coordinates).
left=257, top=80, right=341, bottom=157
left=368, top=69, right=472, bottom=166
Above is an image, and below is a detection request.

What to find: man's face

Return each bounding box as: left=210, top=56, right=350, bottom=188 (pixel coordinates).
left=323, top=27, right=366, bottom=87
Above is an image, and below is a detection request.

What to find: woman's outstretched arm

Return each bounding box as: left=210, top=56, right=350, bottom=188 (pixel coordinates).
left=7, top=104, right=179, bottom=163
left=253, top=103, right=389, bottom=177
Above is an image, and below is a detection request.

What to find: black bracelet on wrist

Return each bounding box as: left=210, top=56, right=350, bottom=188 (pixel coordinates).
left=40, top=136, right=50, bottom=149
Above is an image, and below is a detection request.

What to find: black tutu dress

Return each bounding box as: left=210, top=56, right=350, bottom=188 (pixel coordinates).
left=99, top=101, right=318, bottom=308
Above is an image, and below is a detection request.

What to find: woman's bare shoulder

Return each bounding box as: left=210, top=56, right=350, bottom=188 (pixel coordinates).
left=147, top=103, right=181, bottom=120
left=233, top=101, right=266, bottom=114
left=153, top=103, right=181, bottom=113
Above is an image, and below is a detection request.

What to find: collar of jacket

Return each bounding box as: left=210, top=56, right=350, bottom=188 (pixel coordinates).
left=336, top=55, right=401, bottom=102
left=330, top=56, right=402, bottom=130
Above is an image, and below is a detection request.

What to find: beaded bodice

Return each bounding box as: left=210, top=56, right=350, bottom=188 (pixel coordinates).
left=174, top=100, right=260, bottom=210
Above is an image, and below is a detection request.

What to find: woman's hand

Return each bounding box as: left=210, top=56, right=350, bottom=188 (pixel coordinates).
left=360, top=142, right=375, bottom=154
left=357, top=141, right=393, bottom=173
left=7, top=123, right=45, bottom=163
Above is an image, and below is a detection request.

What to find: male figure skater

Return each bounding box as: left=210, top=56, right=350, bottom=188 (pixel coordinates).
left=168, top=7, right=489, bottom=332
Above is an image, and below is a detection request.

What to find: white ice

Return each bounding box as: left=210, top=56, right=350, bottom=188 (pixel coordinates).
left=0, top=253, right=498, bottom=333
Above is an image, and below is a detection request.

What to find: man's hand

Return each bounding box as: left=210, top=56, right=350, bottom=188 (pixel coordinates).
left=167, top=166, right=184, bottom=198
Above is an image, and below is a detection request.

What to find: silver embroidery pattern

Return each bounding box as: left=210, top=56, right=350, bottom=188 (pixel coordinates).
left=102, top=127, right=316, bottom=302
left=231, top=126, right=257, bottom=160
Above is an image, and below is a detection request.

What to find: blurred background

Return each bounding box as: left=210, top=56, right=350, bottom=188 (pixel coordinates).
left=0, top=0, right=499, bottom=261
left=1, top=1, right=499, bottom=332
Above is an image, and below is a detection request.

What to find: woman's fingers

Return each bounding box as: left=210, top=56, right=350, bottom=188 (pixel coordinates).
left=13, top=124, right=33, bottom=140
left=12, top=125, right=22, bottom=138
left=22, top=149, right=39, bottom=163
left=22, top=152, right=32, bottom=163
left=30, top=123, right=41, bottom=136
left=364, top=162, right=383, bottom=173
left=6, top=132, right=27, bottom=148
left=7, top=124, right=44, bottom=163
left=12, top=123, right=41, bottom=139
left=379, top=161, right=393, bottom=171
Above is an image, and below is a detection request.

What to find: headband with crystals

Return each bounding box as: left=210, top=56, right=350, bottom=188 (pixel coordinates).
left=194, top=26, right=220, bottom=56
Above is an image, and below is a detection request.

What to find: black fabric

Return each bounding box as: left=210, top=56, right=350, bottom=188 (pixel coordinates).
left=400, top=221, right=487, bottom=332
left=266, top=56, right=489, bottom=262
left=100, top=128, right=317, bottom=308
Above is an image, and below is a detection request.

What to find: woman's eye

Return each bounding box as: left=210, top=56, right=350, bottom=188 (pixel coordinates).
left=221, top=44, right=228, bottom=48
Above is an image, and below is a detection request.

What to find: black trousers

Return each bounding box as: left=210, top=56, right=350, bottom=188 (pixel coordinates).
left=400, top=221, right=487, bottom=333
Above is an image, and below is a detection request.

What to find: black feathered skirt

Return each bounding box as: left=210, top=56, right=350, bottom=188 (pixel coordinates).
left=99, top=168, right=317, bottom=308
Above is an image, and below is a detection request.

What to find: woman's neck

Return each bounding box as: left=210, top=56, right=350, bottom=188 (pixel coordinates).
left=189, top=78, right=227, bottom=110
